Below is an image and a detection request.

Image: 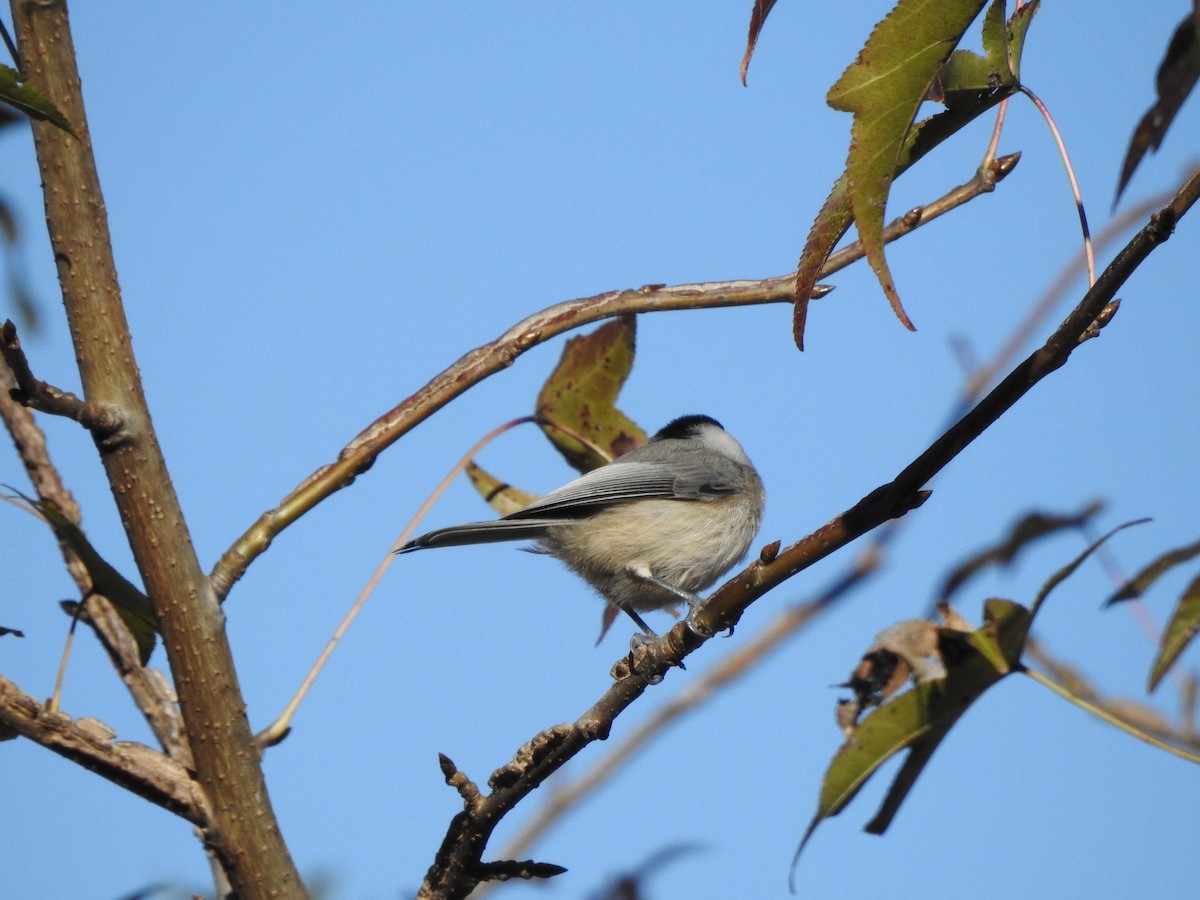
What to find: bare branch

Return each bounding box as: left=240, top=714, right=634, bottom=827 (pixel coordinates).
left=1, top=319, right=121, bottom=433
left=211, top=153, right=1021, bottom=602
left=0, top=675, right=206, bottom=824
left=489, top=546, right=882, bottom=872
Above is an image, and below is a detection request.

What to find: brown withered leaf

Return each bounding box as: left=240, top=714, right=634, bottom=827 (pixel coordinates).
left=740, top=0, right=780, bottom=85
left=1116, top=11, right=1200, bottom=204
left=936, top=501, right=1104, bottom=603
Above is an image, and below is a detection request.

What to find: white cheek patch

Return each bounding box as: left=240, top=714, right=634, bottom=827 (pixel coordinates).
left=697, top=425, right=752, bottom=467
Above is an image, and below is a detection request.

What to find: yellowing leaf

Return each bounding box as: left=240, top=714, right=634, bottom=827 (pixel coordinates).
left=936, top=500, right=1103, bottom=603
left=1116, top=11, right=1200, bottom=204
left=791, top=600, right=1031, bottom=886
left=535, top=315, right=646, bottom=473
left=797, top=0, right=1038, bottom=349
left=1106, top=538, right=1200, bottom=605
left=464, top=461, right=538, bottom=517
left=740, top=0, right=780, bottom=85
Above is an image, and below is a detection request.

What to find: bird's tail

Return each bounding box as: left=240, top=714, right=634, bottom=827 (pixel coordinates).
left=398, top=519, right=558, bottom=553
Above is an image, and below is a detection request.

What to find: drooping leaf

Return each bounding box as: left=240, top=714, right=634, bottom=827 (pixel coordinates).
left=794, top=177, right=852, bottom=350
left=1150, top=572, right=1200, bottom=692
left=740, top=0, right=780, bottom=85
left=1, top=625, right=25, bottom=638
left=826, top=0, right=989, bottom=336
left=796, top=517, right=1141, bottom=883
left=937, top=500, right=1104, bottom=602
left=795, top=0, right=1038, bottom=348
left=1105, top=538, right=1200, bottom=606
left=795, top=101, right=1008, bottom=347
left=792, top=600, right=1031, bottom=882
left=535, top=315, right=646, bottom=473
left=0, top=63, right=76, bottom=137
left=1116, top=11, right=1200, bottom=205
left=465, top=460, right=538, bottom=516
left=1030, top=519, right=1148, bottom=618
left=4, top=491, right=157, bottom=663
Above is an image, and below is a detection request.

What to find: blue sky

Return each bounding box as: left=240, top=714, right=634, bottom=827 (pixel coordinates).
left=3, top=4, right=1198, bottom=899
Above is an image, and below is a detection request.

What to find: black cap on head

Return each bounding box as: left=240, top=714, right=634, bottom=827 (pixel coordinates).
left=653, top=414, right=723, bottom=441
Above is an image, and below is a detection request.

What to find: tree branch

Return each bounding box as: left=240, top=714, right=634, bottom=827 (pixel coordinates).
left=418, top=168, right=1200, bottom=898
left=488, top=547, right=881, bottom=875
left=1, top=319, right=120, bottom=433
left=0, top=675, right=205, bottom=823
left=8, top=3, right=304, bottom=895
left=1, top=359, right=187, bottom=758
left=211, top=153, right=1020, bottom=602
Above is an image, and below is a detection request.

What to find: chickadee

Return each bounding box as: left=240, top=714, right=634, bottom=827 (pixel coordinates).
left=399, top=415, right=765, bottom=635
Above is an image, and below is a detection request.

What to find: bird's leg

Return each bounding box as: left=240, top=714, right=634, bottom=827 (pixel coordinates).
left=621, top=606, right=657, bottom=636
left=625, top=564, right=714, bottom=638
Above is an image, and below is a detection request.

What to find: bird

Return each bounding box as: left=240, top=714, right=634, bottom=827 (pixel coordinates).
left=399, top=414, right=765, bottom=635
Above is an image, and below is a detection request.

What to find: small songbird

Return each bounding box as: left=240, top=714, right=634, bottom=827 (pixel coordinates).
left=399, top=415, right=765, bottom=634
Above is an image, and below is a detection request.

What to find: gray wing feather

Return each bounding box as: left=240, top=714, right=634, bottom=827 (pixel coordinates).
left=401, top=442, right=746, bottom=552
left=508, top=454, right=741, bottom=519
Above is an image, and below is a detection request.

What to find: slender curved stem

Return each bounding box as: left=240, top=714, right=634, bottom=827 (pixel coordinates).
left=1023, top=668, right=1200, bottom=765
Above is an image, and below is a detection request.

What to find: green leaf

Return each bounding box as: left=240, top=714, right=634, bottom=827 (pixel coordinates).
left=795, top=101, right=1005, bottom=347
left=792, top=600, right=1031, bottom=882
left=1005, top=0, right=1039, bottom=81
left=0, top=63, right=76, bottom=137
left=1105, top=537, right=1200, bottom=605
left=535, top=315, right=646, bottom=473
left=796, top=0, right=1039, bottom=349
left=5, top=491, right=157, bottom=664
left=1149, top=571, right=1200, bottom=692
left=826, top=0, right=989, bottom=334
left=794, top=176, right=852, bottom=350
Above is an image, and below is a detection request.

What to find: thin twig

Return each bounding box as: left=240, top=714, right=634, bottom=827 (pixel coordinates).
left=0, top=16, right=20, bottom=70
left=961, top=186, right=1178, bottom=400
left=1, top=320, right=121, bottom=434
left=258, top=417, right=545, bottom=747
left=1023, top=668, right=1200, bottom=764
left=487, top=546, right=881, bottom=876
